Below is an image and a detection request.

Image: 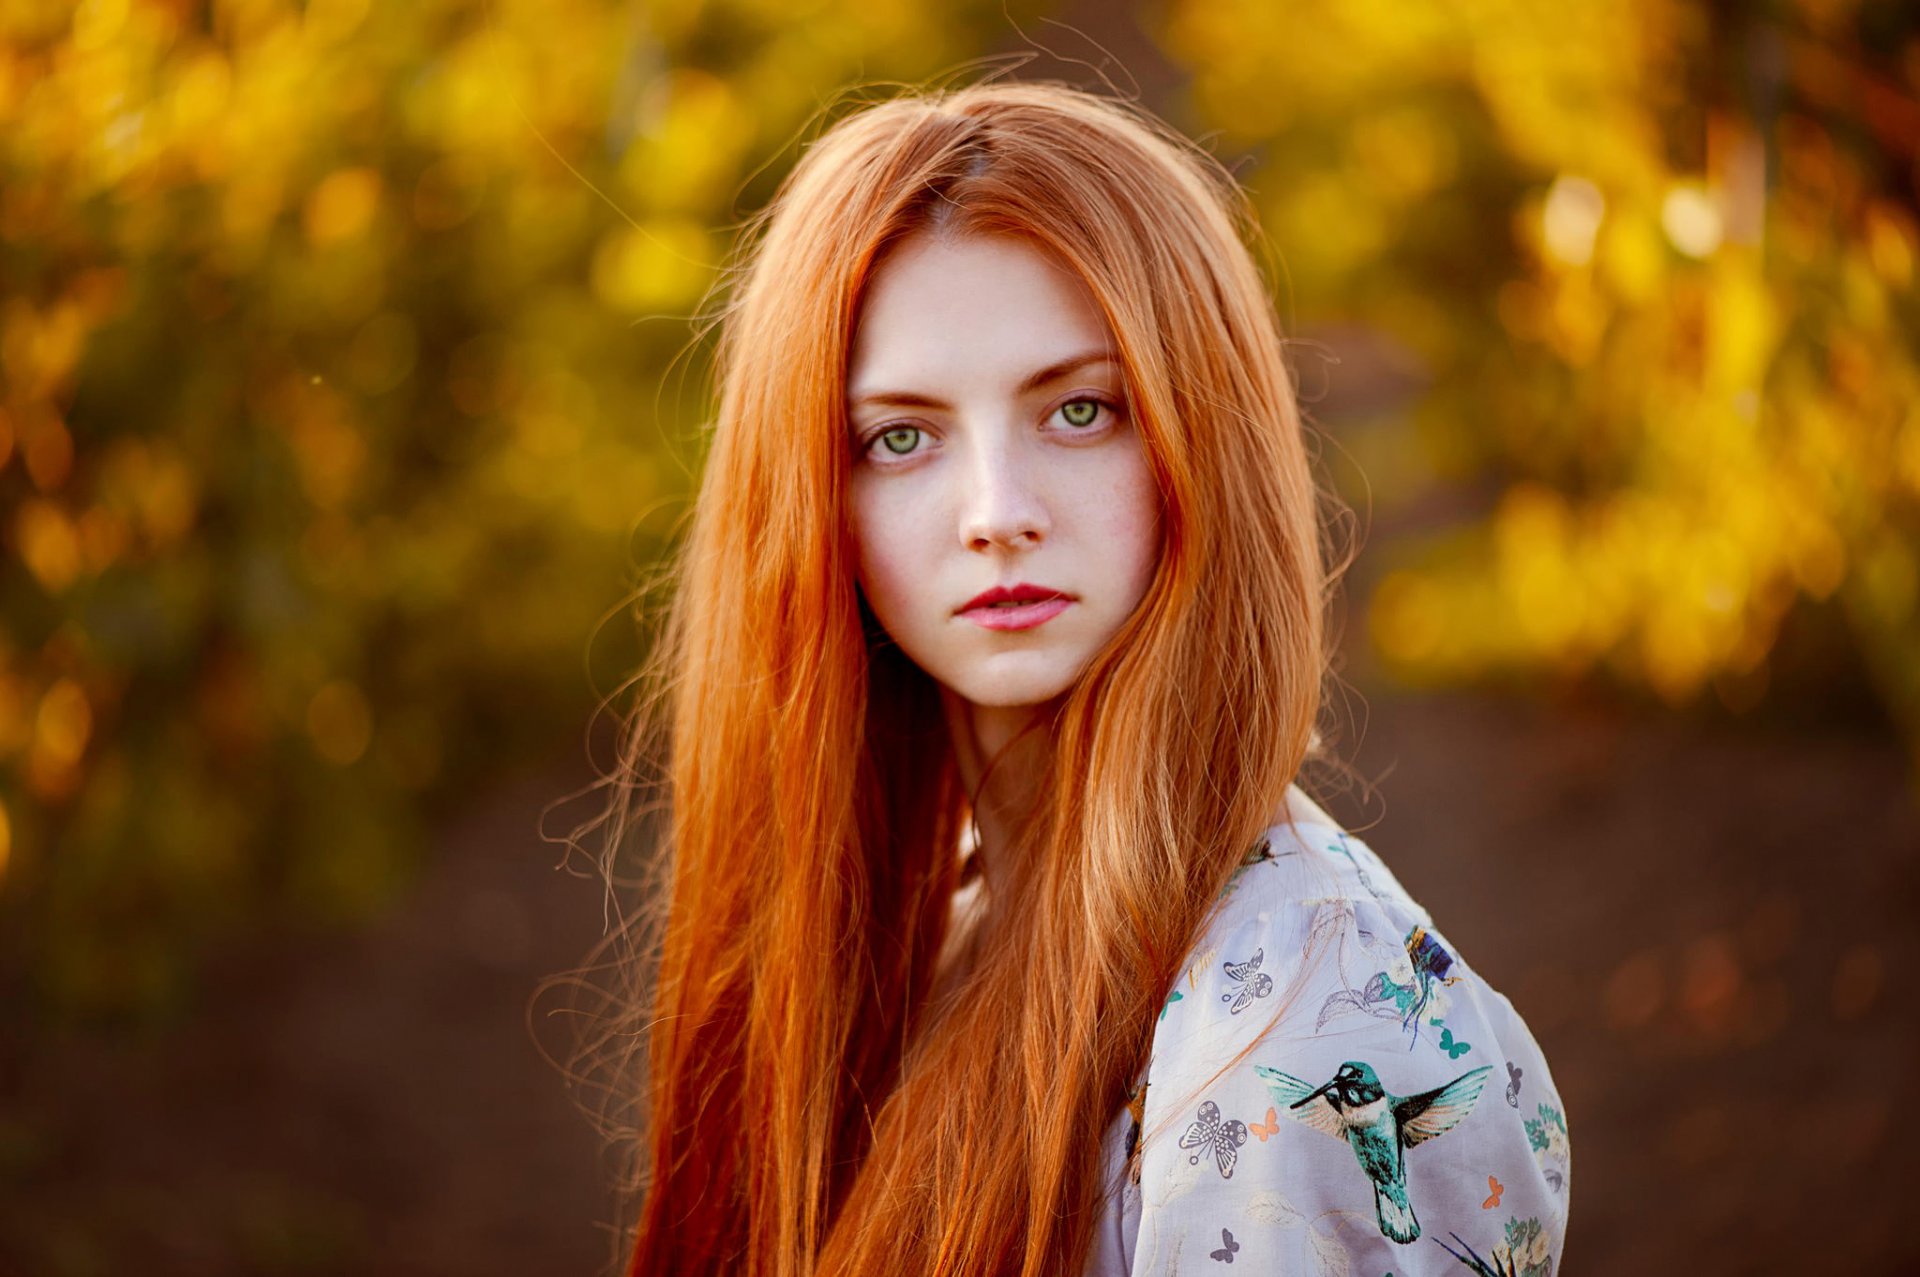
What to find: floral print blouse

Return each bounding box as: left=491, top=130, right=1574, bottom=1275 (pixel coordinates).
left=1080, top=814, right=1572, bottom=1275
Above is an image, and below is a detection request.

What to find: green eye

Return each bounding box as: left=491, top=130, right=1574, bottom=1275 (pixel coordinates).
left=1061, top=399, right=1101, bottom=427
left=879, top=426, right=920, bottom=455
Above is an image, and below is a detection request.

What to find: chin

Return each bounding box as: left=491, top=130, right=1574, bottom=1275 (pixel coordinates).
left=958, top=687, right=1066, bottom=711
left=945, top=654, right=1085, bottom=710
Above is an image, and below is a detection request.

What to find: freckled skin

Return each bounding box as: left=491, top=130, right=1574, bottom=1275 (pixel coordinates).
left=845, top=232, right=1162, bottom=712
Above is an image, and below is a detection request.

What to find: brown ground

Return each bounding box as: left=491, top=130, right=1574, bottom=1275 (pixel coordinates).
left=4, top=667, right=1916, bottom=1275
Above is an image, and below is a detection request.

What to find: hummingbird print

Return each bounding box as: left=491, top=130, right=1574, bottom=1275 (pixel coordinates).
left=1254, top=1059, right=1493, bottom=1243
left=1216, top=836, right=1277, bottom=903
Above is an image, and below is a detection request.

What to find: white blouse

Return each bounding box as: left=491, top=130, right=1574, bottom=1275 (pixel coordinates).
left=1078, top=811, right=1573, bottom=1276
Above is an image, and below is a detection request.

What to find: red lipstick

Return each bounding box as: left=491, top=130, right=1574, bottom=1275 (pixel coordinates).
left=956, top=583, right=1075, bottom=632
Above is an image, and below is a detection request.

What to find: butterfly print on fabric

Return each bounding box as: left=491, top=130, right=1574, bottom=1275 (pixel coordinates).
left=1220, top=948, right=1274, bottom=1015
left=1209, top=1227, right=1241, bottom=1263
left=1505, top=1060, right=1523, bottom=1107
left=1178, top=1100, right=1250, bottom=1179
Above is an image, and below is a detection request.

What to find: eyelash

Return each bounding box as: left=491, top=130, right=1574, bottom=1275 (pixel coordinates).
left=857, top=395, right=1127, bottom=464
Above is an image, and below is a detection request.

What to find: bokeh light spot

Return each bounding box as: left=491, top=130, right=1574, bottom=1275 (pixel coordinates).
left=307, top=679, right=373, bottom=766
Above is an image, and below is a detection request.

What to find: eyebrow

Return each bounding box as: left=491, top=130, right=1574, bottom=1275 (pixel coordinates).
left=847, top=350, right=1119, bottom=412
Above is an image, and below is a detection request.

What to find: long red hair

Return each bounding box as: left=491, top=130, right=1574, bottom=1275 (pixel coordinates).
left=573, top=78, right=1355, bottom=1277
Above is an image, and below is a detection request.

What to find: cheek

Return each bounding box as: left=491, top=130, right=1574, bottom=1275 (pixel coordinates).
left=1089, top=452, right=1163, bottom=598
left=850, top=483, right=932, bottom=623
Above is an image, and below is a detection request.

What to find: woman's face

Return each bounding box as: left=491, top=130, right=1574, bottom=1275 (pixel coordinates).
left=846, top=231, right=1162, bottom=711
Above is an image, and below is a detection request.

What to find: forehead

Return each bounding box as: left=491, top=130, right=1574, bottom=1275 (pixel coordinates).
left=846, top=232, right=1116, bottom=394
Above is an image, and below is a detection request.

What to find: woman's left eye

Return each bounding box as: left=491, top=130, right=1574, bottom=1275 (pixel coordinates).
left=1056, top=396, right=1117, bottom=430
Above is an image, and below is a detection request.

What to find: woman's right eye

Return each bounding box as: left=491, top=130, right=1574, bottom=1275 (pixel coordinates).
left=872, top=425, right=922, bottom=458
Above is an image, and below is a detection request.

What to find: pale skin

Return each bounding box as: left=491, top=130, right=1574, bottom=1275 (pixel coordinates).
left=845, top=231, right=1338, bottom=901
left=846, top=231, right=1162, bottom=896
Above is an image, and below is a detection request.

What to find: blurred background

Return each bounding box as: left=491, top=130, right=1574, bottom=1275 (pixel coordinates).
left=2, top=0, right=1916, bottom=1271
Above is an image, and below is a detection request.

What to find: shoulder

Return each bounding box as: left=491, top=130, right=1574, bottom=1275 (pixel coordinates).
left=1151, top=817, right=1438, bottom=1049
left=1122, top=817, right=1573, bottom=1274
left=1134, top=818, right=1438, bottom=1111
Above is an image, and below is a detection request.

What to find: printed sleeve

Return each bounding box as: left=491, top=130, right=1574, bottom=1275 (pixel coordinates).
left=1126, top=843, right=1572, bottom=1276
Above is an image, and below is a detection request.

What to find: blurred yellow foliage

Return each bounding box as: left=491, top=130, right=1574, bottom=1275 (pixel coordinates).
left=1166, top=0, right=1920, bottom=781
left=0, top=0, right=1030, bottom=1019
left=15, top=499, right=83, bottom=592
left=307, top=678, right=373, bottom=766
left=304, top=167, right=384, bottom=246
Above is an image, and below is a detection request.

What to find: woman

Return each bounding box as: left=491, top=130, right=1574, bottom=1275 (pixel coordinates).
left=599, top=79, right=1572, bottom=1276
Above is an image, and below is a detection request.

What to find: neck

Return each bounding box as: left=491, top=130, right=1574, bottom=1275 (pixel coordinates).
left=940, top=687, right=1053, bottom=900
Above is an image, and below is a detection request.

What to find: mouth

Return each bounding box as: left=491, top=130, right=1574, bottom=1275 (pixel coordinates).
left=957, top=582, right=1074, bottom=612
left=956, top=583, right=1075, bottom=632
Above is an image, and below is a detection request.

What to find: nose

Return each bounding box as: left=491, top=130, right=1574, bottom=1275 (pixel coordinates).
left=958, top=433, right=1048, bottom=552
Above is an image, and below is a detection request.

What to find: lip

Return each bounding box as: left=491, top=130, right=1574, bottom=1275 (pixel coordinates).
left=957, top=583, right=1075, bottom=632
